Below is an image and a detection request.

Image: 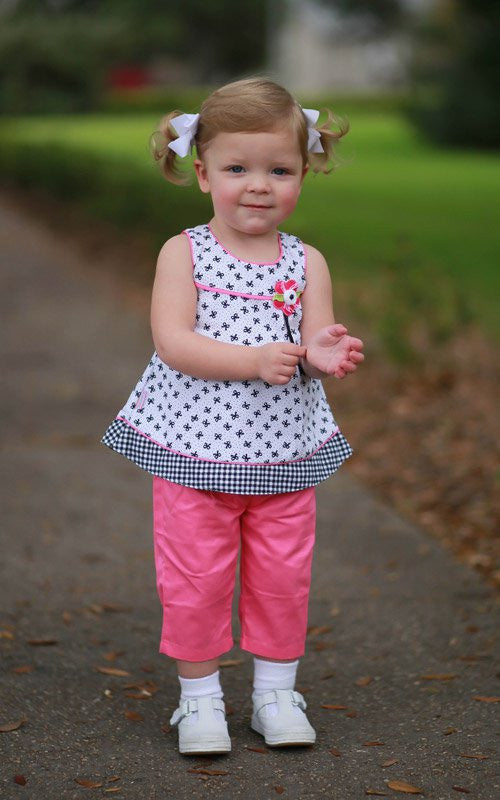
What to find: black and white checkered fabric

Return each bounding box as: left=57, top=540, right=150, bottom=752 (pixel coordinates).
left=101, top=417, right=353, bottom=495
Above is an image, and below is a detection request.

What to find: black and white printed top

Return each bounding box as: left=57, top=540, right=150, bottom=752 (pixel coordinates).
left=101, top=223, right=352, bottom=494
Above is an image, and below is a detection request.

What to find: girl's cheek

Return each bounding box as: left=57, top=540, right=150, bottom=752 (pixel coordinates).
left=282, top=186, right=303, bottom=213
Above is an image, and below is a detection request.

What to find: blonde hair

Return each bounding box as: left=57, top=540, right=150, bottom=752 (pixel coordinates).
left=150, top=77, right=350, bottom=186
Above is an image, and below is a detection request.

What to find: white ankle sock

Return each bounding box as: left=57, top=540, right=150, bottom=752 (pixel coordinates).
left=252, top=658, right=301, bottom=718
left=178, top=670, right=225, bottom=724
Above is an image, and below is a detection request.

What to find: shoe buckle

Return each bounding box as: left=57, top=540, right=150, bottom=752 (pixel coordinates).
left=169, top=698, right=198, bottom=727
left=291, top=690, right=307, bottom=711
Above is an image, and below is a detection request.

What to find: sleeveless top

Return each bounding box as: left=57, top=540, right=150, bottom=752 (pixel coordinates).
left=101, top=224, right=352, bottom=494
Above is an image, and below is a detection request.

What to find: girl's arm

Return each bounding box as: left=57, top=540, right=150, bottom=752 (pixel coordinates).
left=150, top=235, right=305, bottom=383
left=299, top=245, right=364, bottom=379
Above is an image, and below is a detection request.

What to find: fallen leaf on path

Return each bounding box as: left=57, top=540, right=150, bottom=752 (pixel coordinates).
left=125, top=711, right=143, bottom=721
left=330, top=747, right=341, bottom=757
left=123, top=681, right=158, bottom=697
left=356, top=676, right=373, bottom=686
left=103, top=651, right=124, bottom=662
left=321, top=704, right=348, bottom=710
left=363, top=741, right=385, bottom=746
left=0, top=630, right=14, bottom=639
left=460, top=753, right=489, bottom=760
left=62, top=611, right=72, bottom=624
left=140, top=663, right=155, bottom=673
left=103, top=789, right=121, bottom=794
left=419, top=673, right=457, bottom=681
left=346, top=710, right=358, bottom=717
left=187, top=768, right=229, bottom=776
left=87, top=603, right=131, bottom=615
left=27, top=638, right=58, bottom=646
left=95, top=666, right=130, bottom=677
left=246, top=746, right=267, bottom=754
left=107, top=777, right=120, bottom=783
left=313, top=641, right=333, bottom=651
left=321, top=671, right=335, bottom=680
left=387, top=779, right=423, bottom=794
left=12, top=665, right=34, bottom=674
left=365, top=790, right=387, bottom=796
left=102, top=603, right=131, bottom=613
left=473, top=695, right=500, bottom=703
left=275, top=787, right=285, bottom=795
left=219, top=658, right=243, bottom=667
left=458, top=654, right=488, bottom=662
left=307, top=625, right=332, bottom=636
left=13, top=775, right=26, bottom=785
left=381, top=759, right=398, bottom=767
left=74, top=778, right=103, bottom=788
left=443, top=727, right=457, bottom=735
left=451, top=786, right=470, bottom=793
left=0, top=719, right=27, bottom=733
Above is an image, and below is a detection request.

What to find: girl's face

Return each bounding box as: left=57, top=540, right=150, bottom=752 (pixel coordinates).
left=194, top=126, right=308, bottom=238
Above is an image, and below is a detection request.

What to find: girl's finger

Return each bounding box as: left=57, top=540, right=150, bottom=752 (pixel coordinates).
left=349, top=337, right=364, bottom=350
left=341, top=361, right=356, bottom=373
left=349, top=351, right=364, bottom=363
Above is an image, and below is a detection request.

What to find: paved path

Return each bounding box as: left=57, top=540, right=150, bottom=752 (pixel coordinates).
left=0, top=197, right=498, bottom=799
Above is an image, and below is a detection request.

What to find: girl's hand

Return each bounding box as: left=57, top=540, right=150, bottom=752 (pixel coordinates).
left=305, top=324, right=364, bottom=379
left=257, top=342, right=307, bottom=385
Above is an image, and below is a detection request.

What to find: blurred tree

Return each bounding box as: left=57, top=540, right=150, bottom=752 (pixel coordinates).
left=317, top=0, right=405, bottom=32
left=0, top=0, right=267, bottom=113
left=405, top=0, right=500, bottom=148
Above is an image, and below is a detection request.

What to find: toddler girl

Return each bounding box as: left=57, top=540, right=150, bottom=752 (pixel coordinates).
left=101, top=77, right=364, bottom=755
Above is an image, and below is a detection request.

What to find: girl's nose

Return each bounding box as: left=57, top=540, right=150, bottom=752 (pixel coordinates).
left=247, top=173, right=270, bottom=192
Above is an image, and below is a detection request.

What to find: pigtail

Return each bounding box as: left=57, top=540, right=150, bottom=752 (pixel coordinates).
left=149, top=111, right=192, bottom=186
left=308, top=108, right=350, bottom=175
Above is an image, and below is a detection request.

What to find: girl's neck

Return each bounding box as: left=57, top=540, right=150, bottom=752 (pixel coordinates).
left=208, top=218, right=281, bottom=264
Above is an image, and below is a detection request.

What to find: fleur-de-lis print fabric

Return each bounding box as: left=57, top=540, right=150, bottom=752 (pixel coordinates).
left=101, top=224, right=352, bottom=494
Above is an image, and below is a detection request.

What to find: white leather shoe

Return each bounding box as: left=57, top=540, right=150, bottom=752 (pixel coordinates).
left=169, top=696, right=231, bottom=755
left=251, top=689, right=316, bottom=747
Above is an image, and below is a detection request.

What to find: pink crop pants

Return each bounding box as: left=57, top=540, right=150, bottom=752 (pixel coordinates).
left=152, top=477, right=316, bottom=662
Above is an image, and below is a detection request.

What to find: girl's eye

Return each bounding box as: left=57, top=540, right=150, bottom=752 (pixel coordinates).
left=228, top=165, right=244, bottom=173
left=272, top=167, right=289, bottom=176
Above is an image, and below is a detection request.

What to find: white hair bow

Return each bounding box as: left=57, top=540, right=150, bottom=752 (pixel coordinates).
left=301, top=108, right=324, bottom=153
left=168, top=113, right=200, bottom=157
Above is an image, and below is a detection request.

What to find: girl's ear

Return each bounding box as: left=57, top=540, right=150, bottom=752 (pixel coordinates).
left=301, top=163, right=309, bottom=183
left=194, top=159, right=210, bottom=194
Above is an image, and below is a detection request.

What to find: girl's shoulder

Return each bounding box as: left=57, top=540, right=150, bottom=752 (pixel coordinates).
left=296, top=241, right=329, bottom=276
left=156, top=232, right=193, bottom=272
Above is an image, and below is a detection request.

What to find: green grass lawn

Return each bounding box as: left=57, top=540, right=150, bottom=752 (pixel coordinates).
left=2, top=110, right=499, bottom=336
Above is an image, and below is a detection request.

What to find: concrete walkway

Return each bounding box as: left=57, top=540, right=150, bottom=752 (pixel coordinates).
left=0, top=197, right=498, bottom=800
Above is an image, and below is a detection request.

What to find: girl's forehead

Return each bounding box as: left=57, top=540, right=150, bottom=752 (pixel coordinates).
left=207, top=127, right=301, bottom=158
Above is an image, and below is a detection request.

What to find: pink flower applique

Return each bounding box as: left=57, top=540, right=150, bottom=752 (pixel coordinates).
left=272, top=279, right=303, bottom=316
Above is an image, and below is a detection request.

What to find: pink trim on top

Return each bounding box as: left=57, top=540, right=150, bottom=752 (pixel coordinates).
left=182, top=229, right=196, bottom=273
left=207, top=223, right=283, bottom=266
left=116, top=416, right=340, bottom=467
left=194, top=281, right=273, bottom=301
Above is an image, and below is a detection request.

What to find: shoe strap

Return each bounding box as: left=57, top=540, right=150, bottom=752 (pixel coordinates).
left=169, top=698, right=198, bottom=727
left=254, top=689, right=307, bottom=713
left=169, top=696, right=226, bottom=727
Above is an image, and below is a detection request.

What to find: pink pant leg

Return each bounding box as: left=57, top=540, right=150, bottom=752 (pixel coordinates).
left=238, top=487, right=316, bottom=660
left=152, top=477, right=244, bottom=661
